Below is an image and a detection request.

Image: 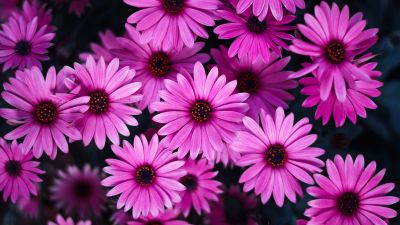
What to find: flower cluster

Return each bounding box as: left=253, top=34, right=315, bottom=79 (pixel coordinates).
left=0, top=1, right=397, bottom=225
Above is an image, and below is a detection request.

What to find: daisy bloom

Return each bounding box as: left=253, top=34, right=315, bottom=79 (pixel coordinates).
left=0, top=16, right=55, bottom=71
left=151, top=62, right=249, bottom=161
left=0, top=66, right=88, bottom=159
left=211, top=45, right=297, bottom=120
left=48, top=215, right=91, bottom=225
left=207, top=186, right=258, bottom=225
left=300, top=60, right=382, bottom=127
left=50, top=164, right=106, bottom=217
left=17, top=193, right=40, bottom=218
left=0, top=138, right=44, bottom=203
left=101, top=134, right=186, bottom=218
left=214, top=143, right=241, bottom=167
left=12, top=0, right=55, bottom=32
left=305, top=154, right=399, bottom=225
left=52, top=0, right=91, bottom=17
left=236, top=0, right=305, bottom=21
left=214, top=0, right=295, bottom=62
left=231, top=107, right=325, bottom=206
left=67, top=56, right=142, bottom=149
left=177, top=158, right=222, bottom=216
left=112, top=24, right=209, bottom=111
left=111, top=210, right=132, bottom=225
left=289, top=2, right=379, bottom=102
left=124, top=0, right=220, bottom=50
left=80, top=30, right=121, bottom=63
left=127, top=209, right=190, bottom=225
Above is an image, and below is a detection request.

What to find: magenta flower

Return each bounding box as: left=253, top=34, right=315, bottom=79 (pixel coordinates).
left=0, top=67, right=89, bottom=159
left=48, top=215, right=91, bottom=225
left=12, top=0, right=55, bottom=32
left=124, top=0, right=219, bottom=50
left=305, top=154, right=399, bottom=225
left=0, top=16, right=55, bottom=71
left=231, top=107, right=325, bottom=206
left=127, top=209, right=189, bottom=225
left=208, top=186, right=258, bottom=225
left=214, top=0, right=295, bottom=62
left=101, top=134, right=186, bottom=218
left=211, top=45, right=297, bottom=120
left=80, top=30, right=121, bottom=63
left=17, top=193, right=40, bottom=218
left=52, top=0, right=91, bottom=17
left=177, top=158, right=222, bottom=216
left=151, top=62, right=249, bottom=161
left=111, top=210, right=131, bottom=225
left=296, top=220, right=307, bottom=225
left=289, top=2, right=379, bottom=102
left=236, top=0, right=305, bottom=21
left=0, top=139, right=44, bottom=203
left=50, top=165, right=106, bottom=217
left=112, top=24, right=210, bottom=111
left=214, top=143, right=241, bottom=167
left=300, top=60, right=382, bottom=127
left=67, top=56, right=142, bottom=149
left=0, top=0, right=18, bottom=22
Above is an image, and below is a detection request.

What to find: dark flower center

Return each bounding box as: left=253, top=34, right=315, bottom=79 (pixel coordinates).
left=5, top=160, right=22, bottom=177
left=246, top=16, right=267, bottom=34
left=35, top=101, right=57, bottom=124
left=266, top=144, right=287, bottom=167
left=338, top=192, right=359, bottom=216
left=180, top=174, right=198, bottom=191
left=237, top=72, right=260, bottom=93
left=148, top=52, right=171, bottom=77
left=73, top=180, right=92, bottom=198
left=325, top=42, right=346, bottom=63
left=163, top=0, right=185, bottom=14
left=146, top=221, right=162, bottom=225
left=135, top=165, right=156, bottom=186
left=15, top=40, right=32, bottom=56
left=191, top=100, right=212, bottom=123
left=89, top=90, right=109, bottom=114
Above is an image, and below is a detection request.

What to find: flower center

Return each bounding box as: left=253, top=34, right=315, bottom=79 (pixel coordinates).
left=246, top=16, right=266, bottom=34
left=15, top=40, right=32, bottom=56
left=338, top=192, right=359, bottom=216
left=237, top=72, right=260, bottom=93
left=73, top=180, right=92, bottom=198
left=5, top=160, right=22, bottom=177
left=265, top=144, right=287, bottom=167
left=325, top=42, right=346, bottom=63
left=146, top=222, right=162, bottom=225
left=35, top=101, right=57, bottom=124
left=191, top=100, right=212, bottom=123
left=89, top=90, right=109, bottom=114
left=180, top=174, right=198, bottom=191
left=135, top=165, right=156, bottom=186
left=148, top=52, right=171, bottom=77
left=163, top=0, right=185, bottom=14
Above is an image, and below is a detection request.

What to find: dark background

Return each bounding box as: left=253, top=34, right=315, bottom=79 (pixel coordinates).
left=0, top=0, right=399, bottom=224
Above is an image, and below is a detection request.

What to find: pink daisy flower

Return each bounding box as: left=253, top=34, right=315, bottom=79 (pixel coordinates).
left=50, top=164, right=106, bottom=217
left=80, top=30, right=121, bottom=63
left=101, top=134, right=186, bottom=218
left=48, top=215, right=91, bottom=225
left=127, top=209, right=190, bottom=225
left=0, top=66, right=88, bottom=159
left=124, top=0, right=220, bottom=50
left=0, top=138, right=44, bottom=203
left=177, top=158, right=222, bottom=216
left=0, top=0, right=19, bottom=22
left=231, top=107, right=325, bottom=206
left=305, top=154, right=399, bottom=225
left=289, top=2, right=379, bottom=102
left=0, top=15, right=55, bottom=71
left=296, top=220, right=307, bottom=225
left=214, top=0, right=295, bottom=62
left=111, top=210, right=132, bottom=225
left=207, top=186, right=258, bottom=225
left=211, top=45, right=297, bottom=120
left=300, top=58, right=382, bottom=127
left=67, top=56, right=142, bottom=149
left=111, top=24, right=210, bottom=111
left=17, top=191, right=40, bottom=218
left=151, top=62, right=249, bottom=161
left=52, top=0, right=91, bottom=17
left=214, top=143, right=241, bottom=167
left=12, top=0, right=55, bottom=32
left=236, top=0, right=305, bottom=21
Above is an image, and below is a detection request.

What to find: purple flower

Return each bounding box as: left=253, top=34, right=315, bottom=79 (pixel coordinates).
left=80, top=30, right=122, bottom=63
left=127, top=209, right=190, bottom=225
left=12, top=0, right=55, bottom=32
left=236, top=0, right=305, bottom=21
left=151, top=62, right=249, bottom=161
left=48, top=215, right=91, bottom=225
